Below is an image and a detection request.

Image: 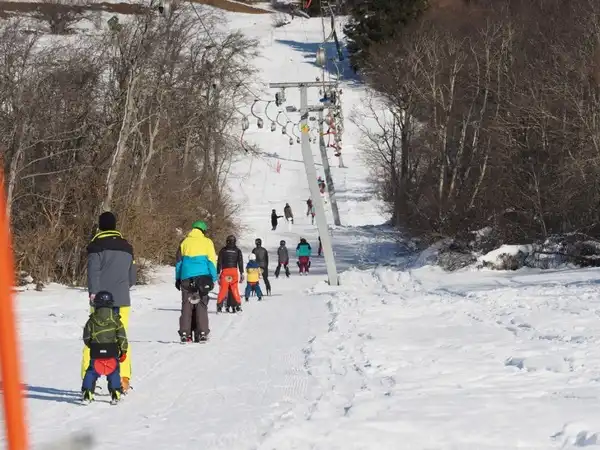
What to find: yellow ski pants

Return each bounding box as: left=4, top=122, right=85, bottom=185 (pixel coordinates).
left=81, top=306, right=131, bottom=379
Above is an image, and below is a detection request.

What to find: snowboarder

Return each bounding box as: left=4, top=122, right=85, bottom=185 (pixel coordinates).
left=306, top=198, right=313, bottom=216
left=271, top=209, right=284, bottom=230
left=84, top=211, right=136, bottom=394
left=216, top=235, right=244, bottom=313
left=296, top=238, right=312, bottom=275
left=309, top=205, right=316, bottom=225
left=317, top=236, right=322, bottom=256
left=284, top=203, right=294, bottom=231
left=245, top=253, right=263, bottom=301
left=175, top=220, right=217, bottom=343
left=274, top=240, right=290, bottom=278
left=81, top=291, right=128, bottom=405
left=252, top=238, right=271, bottom=295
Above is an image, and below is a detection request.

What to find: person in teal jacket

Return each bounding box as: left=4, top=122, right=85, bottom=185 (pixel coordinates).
left=296, top=238, right=312, bottom=275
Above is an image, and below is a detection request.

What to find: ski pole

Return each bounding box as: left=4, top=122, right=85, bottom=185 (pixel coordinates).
left=0, top=173, right=28, bottom=449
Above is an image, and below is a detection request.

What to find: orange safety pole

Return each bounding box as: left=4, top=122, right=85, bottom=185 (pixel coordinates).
left=0, top=170, right=28, bottom=449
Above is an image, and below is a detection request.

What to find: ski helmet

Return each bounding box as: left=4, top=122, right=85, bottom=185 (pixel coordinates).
left=280, top=240, right=286, bottom=246
left=94, top=291, right=114, bottom=309
left=248, top=253, right=256, bottom=261
left=226, top=235, right=236, bottom=246
left=192, top=220, right=207, bottom=232
left=300, top=237, right=307, bottom=243
left=255, top=238, right=262, bottom=247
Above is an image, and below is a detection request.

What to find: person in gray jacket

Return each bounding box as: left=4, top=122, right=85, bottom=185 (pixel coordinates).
left=82, top=211, right=136, bottom=393
left=274, top=239, right=290, bottom=278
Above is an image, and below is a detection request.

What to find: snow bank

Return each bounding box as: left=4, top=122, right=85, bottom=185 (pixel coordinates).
left=478, top=244, right=534, bottom=270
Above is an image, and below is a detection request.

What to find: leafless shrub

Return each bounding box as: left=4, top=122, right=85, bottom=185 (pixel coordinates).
left=1, top=4, right=257, bottom=285
left=361, top=0, right=600, bottom=244
left=271, top=12, right=290, bottom=28
left=30, top=0, right=97, bottom=34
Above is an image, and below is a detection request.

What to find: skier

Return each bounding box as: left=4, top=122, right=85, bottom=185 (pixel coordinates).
left=284, top=203, right=294, bottom=231
left=274, top=240, right=290, bottom=278
left=318, top=177, right=327, bottom=203
left=317, top=236, right=322, bottom=256
left=306, top=198, right=313, bottom=216
left=216, top=235, right=244, bottom=313
left=81, top=291, right=128, bottom=405
left=296, top=237, right=312, bottom=275
left=245, top=253, right=263, bottom=301
left=271, top=209, right=284, bottom=231
left=175, top=220, right=217, bottom=343
left=309, top=205, right=316, bottom=225
left=252, top=238, right=271, bottom=295
left=318, top=177, right=326, bottom=194
left=84, top=211, right=136, bottom=394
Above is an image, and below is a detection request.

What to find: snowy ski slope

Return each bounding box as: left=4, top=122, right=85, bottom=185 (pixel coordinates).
left=3, top=7, right=600, bottom=450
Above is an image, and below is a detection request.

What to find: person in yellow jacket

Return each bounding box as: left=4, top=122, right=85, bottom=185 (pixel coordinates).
left=82, top=212, right=136, bottom=393
left=244, top=253, right=263, bottom=301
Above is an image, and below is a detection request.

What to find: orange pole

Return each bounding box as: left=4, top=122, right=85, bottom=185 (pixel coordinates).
left=0, top=172, right=28, bottom=449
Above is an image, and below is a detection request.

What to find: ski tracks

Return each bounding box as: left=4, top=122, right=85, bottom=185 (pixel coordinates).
left=17, top=272, right=331, bottom=450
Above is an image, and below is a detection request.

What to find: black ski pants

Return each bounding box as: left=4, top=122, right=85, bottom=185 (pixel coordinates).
left=274, top=262, right=290, bottom=277
left=179, top=281, right=210, bottom=337
left=260, top=266, right=271, bottom=292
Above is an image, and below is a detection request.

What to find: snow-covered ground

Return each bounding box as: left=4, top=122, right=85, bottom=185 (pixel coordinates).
left=4, top=7, right=600, bottom=450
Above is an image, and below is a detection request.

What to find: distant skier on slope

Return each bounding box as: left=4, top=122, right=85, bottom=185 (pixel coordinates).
left=284, top=203, right=294, bottom=231
left=309, top=205, right=316, bottom=225
left=296, top=238, right=312, bottom=275
left=317, top=236, right=322, bottom=256
left=252, top=238, right=271, bottom=295
left=216, top=235, right=244, bottom=313
left=81, top=291, right=128, bottom=405
left=245, top=253, right=263, bottom=301
left=271, top=209, right=284, bottom=231
left=318, top=177, right=326, bottom=194
left=306, top=198, right=313, bottom=217
left=274, top=240, right=290, bottom=278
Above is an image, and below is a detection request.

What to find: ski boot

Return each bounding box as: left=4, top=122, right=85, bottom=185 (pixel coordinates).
left=180, top=332, right=192, bottom=344
left=235, top=305, right=242, bottom=313
left=81, top=389, right=94, bottom=405
left=245, top=297, right=249, bottom=302
left=217, top=304, right=223, bottom=313
left=196, top=332, right=208, bottom=343
left=110, top=389, right=122, bottom=405
left=285, top=267, right=290, bottom=278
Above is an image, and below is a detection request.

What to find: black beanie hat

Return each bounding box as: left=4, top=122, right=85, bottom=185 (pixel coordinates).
left=98, top=211, right=117, bottom=231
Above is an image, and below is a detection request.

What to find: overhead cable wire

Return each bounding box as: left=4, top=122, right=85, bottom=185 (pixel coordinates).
left=187, top=0, right=272, bottom=104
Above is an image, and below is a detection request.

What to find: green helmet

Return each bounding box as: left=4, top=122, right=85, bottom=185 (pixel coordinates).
left=192, top=220, right=207, bottom=231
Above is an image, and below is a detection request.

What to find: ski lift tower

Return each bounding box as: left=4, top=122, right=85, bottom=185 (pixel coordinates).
left=269, top=81, right=340, bottom=286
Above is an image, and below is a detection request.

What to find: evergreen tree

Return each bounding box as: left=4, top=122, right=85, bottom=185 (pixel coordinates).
left=344, top=0, right=429, bottom=72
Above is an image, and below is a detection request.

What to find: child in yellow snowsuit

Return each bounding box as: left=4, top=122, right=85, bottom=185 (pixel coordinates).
left=245, top=253, right=263, bottom=301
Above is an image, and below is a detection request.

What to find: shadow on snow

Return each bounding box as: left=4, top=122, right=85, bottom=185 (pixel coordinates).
left=26, top=385, right=82, bottom=405
left=274, top=39, right=361, bottom=85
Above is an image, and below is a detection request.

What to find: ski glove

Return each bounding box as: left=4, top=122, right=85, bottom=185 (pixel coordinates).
left=88, top=293, right=95, bottom=307
left=119, top=353, right=127, bottom=363
left=175, top=279, right=181, bottom=291
left=240, top=274, right=245, bottom=283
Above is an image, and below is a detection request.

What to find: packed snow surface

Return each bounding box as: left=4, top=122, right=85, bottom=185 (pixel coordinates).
left=3, top=6, right=600, bottom=450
